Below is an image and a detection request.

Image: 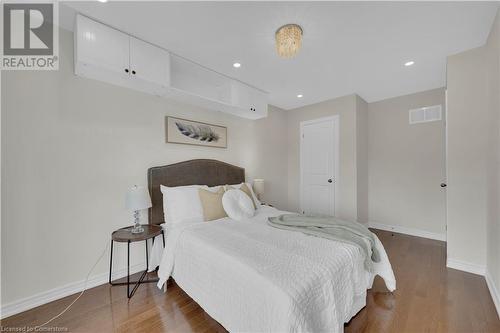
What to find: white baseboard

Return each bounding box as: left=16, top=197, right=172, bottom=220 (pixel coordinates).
left=486, top=270, right=500, bottom=319
left=369, top=221, right=446, bottom=242
left=0, top=262, right=146, bottom=319
left=446, top=258, right=486, bottom=276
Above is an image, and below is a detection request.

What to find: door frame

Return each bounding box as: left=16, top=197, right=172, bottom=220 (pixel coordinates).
left=299, top=115, right=340, bottom=215
left=444, top=90, right=448, bottom=242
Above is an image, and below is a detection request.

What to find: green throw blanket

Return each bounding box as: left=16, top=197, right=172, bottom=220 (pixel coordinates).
left=268, top=214, right=380, bottom=272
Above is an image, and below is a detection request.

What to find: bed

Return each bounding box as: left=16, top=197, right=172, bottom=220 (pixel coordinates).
left=148, top=159, right=395, bottom=333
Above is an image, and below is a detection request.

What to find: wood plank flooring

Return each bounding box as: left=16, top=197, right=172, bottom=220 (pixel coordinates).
left=2, top=229, right=499, bottom=332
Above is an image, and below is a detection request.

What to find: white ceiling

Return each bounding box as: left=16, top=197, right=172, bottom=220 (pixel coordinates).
left=60, top=1, right=498, bottom=110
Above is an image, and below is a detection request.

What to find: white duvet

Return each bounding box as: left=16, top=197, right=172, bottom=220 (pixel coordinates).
left=155, top=206, right=396, bottom=333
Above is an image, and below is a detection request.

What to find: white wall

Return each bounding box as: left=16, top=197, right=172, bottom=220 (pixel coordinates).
left=368, top=88, right=446, bottom=237
left=1, top=29, right=288, bottom=307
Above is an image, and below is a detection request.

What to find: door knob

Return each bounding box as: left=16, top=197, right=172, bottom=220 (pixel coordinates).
left=328, top=179, right=333, bottom=183
left=440, top=183, right=447, bottom=188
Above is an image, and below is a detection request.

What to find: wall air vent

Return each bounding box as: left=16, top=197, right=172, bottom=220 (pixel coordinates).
left=409, top=105, right=442, bottom=124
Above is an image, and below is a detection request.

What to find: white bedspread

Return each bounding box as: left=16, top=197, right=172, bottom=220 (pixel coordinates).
left=156, top=206, right=396, bottom=333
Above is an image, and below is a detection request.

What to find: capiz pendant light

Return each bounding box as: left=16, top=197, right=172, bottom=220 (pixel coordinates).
left=275, top=24, right=303, bottom=58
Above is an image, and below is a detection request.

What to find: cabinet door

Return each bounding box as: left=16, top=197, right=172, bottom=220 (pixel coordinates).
left=75, top=15, right=130, bottom=77
left=231, top=80, right=252, bottom=111
left=129, top=37, right=170, bottom=94
left=231, top=80, right=268, bottom=118
left=248, top=88, right=268, bottom=116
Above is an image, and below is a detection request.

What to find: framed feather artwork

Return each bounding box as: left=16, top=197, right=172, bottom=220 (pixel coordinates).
left=166, top=116, right=227, bottom=148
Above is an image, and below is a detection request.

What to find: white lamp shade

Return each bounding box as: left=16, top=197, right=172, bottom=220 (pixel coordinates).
left=125, top=185, right=152, bottom=211
left=253, top=179, right=265, bottom=196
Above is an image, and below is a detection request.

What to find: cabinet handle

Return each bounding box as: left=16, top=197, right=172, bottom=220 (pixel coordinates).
left=124, top=68, right=129, bottom=73
left=132, top=70, right=136, bottom=75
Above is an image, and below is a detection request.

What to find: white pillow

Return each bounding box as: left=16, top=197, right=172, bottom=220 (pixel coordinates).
left=228, top=182, right=261, bottom=207
left=222, top=189, right=255, bottom=221
left=160, top=184, right=208, bottom=225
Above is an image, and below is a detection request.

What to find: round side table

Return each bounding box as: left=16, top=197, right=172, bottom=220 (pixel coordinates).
left=109, top=224, right=164, bottom=298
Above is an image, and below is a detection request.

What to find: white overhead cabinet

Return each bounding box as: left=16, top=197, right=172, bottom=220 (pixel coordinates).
left=168, top=55, right=268, bottom=119
left=75, top=15, right=170, bottom=96
left=231, top=80, right=268, bottom=118
left=169, top=55, right=232, bottom=107
left=129, top=37, right=170, bottom=95
left=74, top=14, right=268, bottom=119
left=74, top=15, right=131, bottom=89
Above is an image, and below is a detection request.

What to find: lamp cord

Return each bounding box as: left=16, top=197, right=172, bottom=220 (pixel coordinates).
left=34, top=241, right=110, bottom=329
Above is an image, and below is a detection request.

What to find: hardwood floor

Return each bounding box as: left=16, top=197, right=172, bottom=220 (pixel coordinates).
left=2, top=229, right=499, bottom=332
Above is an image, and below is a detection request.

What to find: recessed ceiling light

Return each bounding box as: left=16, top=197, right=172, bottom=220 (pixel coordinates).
left=233, top=62, right=241, bottom=68
left=297, top=94, right=303, bottom=98
left=98, top=0, right=108, bottom=2
left=405, top=61, right=415, bottom=67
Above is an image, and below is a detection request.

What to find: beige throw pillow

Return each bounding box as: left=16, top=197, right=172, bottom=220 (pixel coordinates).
left=227, top=183, right=257, bottom=209
left=198, top=187, right=227, bottom=221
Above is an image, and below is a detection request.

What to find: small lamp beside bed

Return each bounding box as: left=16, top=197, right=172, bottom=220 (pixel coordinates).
left=125, top=185, right=152, bottom=234
left=253, top=179, right=265, bottom=201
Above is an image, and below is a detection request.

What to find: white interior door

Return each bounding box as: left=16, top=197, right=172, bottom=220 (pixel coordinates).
left=300, top=116, right=339, bottom=216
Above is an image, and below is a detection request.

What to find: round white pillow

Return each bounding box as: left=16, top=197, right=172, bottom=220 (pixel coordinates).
left=222, top=189, right=256, bottom=221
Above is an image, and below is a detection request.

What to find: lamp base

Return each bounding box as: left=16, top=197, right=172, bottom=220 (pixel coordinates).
left=130, top=210, right=144, bottom=234
left=131, top=225, right=144, bottom=234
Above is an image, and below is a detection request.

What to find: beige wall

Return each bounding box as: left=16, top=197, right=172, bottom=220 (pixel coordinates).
left=368, top=88, right=446, bottom=236
left=356, top=96, right=369, bottom=223
left=0, top=67, right=2, bottom=310
left=4, top=14, right=500, bottom=316
left=485, top=9, right=500, bottom=312
left=1, top=29, right=288, bottom=306
left=286, top=95, right=361, bottom=221
left=447, top=47, right=489, bottom=268
left=254, top=108, right=289, bottom=207
left=446, top=11, right=500, bottom=314
left=286, top=88, right=447, bottom=234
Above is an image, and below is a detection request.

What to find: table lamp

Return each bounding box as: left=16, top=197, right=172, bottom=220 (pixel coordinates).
left=125, top=185, right=152, bottom=234
left=253, top=179, right=265, bottom=200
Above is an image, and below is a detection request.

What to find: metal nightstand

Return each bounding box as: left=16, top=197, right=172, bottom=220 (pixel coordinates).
left=109, top=224, right=164, bottom=298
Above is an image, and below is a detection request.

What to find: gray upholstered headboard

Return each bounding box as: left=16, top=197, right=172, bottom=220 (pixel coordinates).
left=147, top=159, right=245, bottom=225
